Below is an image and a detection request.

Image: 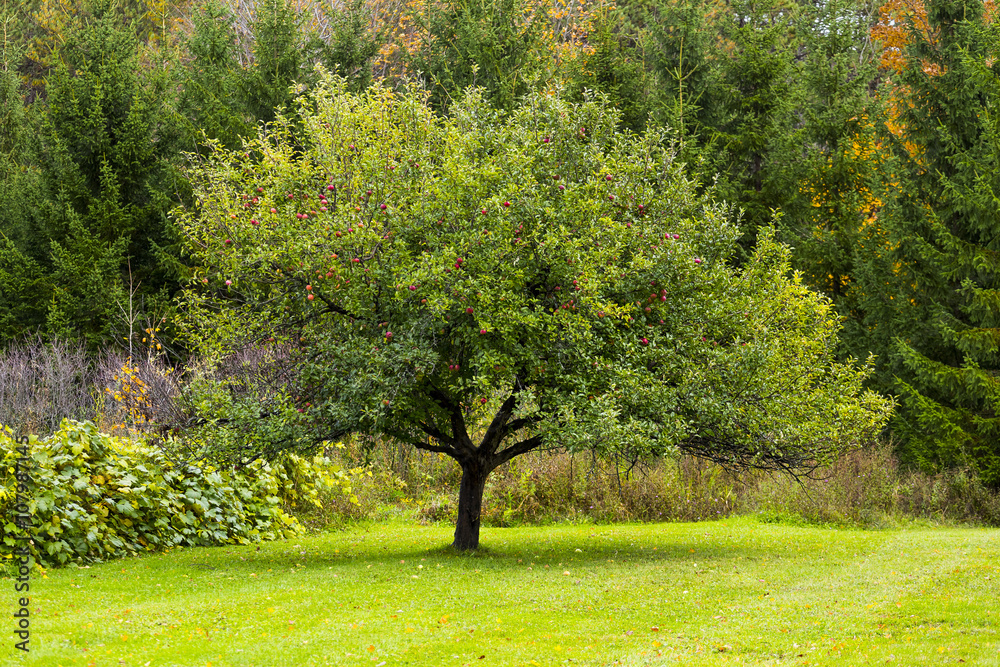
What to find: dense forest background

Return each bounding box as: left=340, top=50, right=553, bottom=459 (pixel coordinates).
left=2, top=0, right=999, bottom=486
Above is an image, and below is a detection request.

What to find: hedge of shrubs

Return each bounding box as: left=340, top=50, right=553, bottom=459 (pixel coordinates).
left=1, top=420, right=354, bottom=568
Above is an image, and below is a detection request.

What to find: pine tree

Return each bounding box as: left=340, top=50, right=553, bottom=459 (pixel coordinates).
left=312, top=0, right=382, bottom=93
left=0, top=5, right=48, bottom=343
left=642, top=0, right=727, bottom=165
left=856, top=0, right=1000, bottom=485
left=406, top=0, right=545, bottom=113
left=175, top=0, right=251, bottom=155
left=709, top=0, right=805, bottom=257
left=789, top=0, right=882, bottom=314
left=18, top=2, right=183, bottom=349
left=561, top=6, right=652, bottom=133
left=241, top=0, right=314, bottom=125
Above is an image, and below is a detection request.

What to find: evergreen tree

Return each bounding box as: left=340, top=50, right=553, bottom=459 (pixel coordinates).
left=708, top=0, right=804, bottom=257
left=856, top=0, right=1000, bottom=485
left=12, top=2, right=183, bottom=350
left=787, top=0, right=882, bottom=314
left=642, top=0, right=725, bottom=164
left=561, top=5, right=652, bottom=133
left=0, top=4, right=48, bottom=343
left=175, top=0, right=251, bottom=155
left=312, top=0, right=382, bottom=93
left=406, top=0, right=545, bottom=113
left=242, top=0, right=315, bottom=125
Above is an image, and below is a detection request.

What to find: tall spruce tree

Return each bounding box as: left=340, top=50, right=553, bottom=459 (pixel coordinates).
left=0, top=5, right=48, bottom=343
left=175, top=0, right=251, bottom=156
left=241, top=0, right=315, bottom=125
left=406, top=0, right=545, bottom=113
left=16, top=1, right=183, bottom=350
left=856, top=0, right=1000, bottom=485
left=790, top=0, right=881, bottom=313
left=708, top=0, right=804, bottom=256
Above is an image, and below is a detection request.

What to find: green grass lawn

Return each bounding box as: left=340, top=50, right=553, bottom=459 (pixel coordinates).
left=3, top=517, right=999, bottom=666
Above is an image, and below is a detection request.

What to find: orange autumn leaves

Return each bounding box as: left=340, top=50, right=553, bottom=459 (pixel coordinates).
left=872, top=0, right=997, bottom=75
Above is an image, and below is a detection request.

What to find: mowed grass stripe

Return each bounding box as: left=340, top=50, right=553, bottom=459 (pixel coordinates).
left=5, top=518, right=998, bottom=666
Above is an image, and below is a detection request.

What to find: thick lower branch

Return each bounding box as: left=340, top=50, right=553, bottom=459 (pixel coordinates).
left=412, top=438, right=460, bottom=458
left=493, top=434, right=544, bottom=469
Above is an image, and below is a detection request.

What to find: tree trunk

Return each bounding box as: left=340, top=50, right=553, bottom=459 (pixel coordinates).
left=453, top=459, right=489, bottom=551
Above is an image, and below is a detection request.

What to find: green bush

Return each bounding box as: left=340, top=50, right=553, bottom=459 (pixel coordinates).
left=1, top=420, right=355, bottom=568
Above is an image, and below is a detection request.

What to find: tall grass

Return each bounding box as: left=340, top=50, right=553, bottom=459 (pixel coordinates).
left=300, top=434, right=1000, bottom=531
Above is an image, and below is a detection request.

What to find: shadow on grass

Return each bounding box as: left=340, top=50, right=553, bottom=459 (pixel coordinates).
left=142, top=519, right=818, bottom=578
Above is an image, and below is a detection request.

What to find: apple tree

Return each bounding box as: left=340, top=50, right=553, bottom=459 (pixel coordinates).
left=173, top=69, right=892, bottom=550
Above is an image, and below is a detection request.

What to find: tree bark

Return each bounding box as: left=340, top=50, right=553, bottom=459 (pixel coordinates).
left=453, top=458, right=490, bottom=551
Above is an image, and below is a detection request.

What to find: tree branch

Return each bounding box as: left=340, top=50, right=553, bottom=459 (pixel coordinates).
left=492, top=434, right=544, bottom=470
left=417, top=421, right=453, bottom=447
left=386, top=429, right=459, bottom=459
left=502, top=416, right=537, bottom=439
left=428, top=385, right=475, bottom=456
left=480, top=391, right=518, bottom=455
